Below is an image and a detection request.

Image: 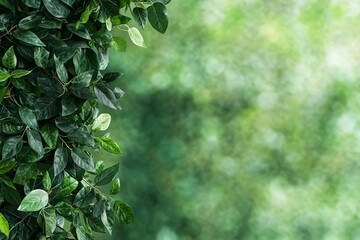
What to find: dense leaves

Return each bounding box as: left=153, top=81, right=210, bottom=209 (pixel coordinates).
left=0, top=0, right=170, bottom=239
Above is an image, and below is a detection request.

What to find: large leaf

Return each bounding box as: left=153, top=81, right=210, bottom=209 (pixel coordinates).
left=42, top=0, right=71, bottom=18
left=147, top=2, right=168, bottom=34
left=12, top=29, right=46, bottom=46
left=94, top=163, right=119, bottom=186
left=98, top=0, right=119, bottom=16
left=71, top=148, right=95, bottom=172
left=2, top=46, right=17, bottom=69
left=2, top=135, right=23, bottom=160
left=18, top=189, right=49, bottom=212
left=0, top=213, right=9, bottom=238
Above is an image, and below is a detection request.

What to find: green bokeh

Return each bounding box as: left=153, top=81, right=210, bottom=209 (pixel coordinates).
left=96, top=1, right=360, bottom=239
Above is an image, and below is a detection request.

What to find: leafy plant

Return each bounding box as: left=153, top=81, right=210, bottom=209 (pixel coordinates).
left=0, top=0, right=170, bottom=239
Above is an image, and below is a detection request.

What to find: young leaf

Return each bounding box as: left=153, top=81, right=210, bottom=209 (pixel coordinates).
left=18, top=189, right=49, bottom=212
left=147, top=2, right=168, bottom=34
left=110, top=178, right=120, bottom=195
left=11, top=69, right=32, bottom=78
left=96, top=137, right=122, bottom=155
left=92, top=113, right=111, bottom=131
left=128, top=27, right=146, bottom=48
left=94, top=163, right=119, bottom=186
left=2, top=46, right=17, bottom=69
left=0, top=213, right=9, bottom=238
left=0, top=70, right=11, bottom=82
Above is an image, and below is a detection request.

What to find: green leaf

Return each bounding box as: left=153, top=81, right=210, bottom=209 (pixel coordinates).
left=27, top=129, right=44, bottom=154
left=61, top=94, right=85, bottom=116
left=0, top=0, right=15, bottom=12
left=40, top=123, right=58, bottom=149
left=94, top=163, right=119, bottom=186
left=0, top=87, right=7, bottom=103
left=19, top=107, right=39, bottom=130
left=67, top=128, right=95, bottom=147
left=53, top=147, right=68, bottom=176
left=132, top=7, right=147, bottom=29
left=23, top=0, right=41, bottom=8
left=73, top=49, right=90, bottom=75
left=43, top=0, right=71, bottom=18
left=110, top=177, right=120, bottom=195
left=67, top=24, right=91, bottom=40
left=2, top=183, right=21, bottom=205
left=71, top=148, right=95, bottom=172
left=17, top=146, right=42, bottom=162
left=34, top=47, right=50, bottom=68
left=43, top=171, right=51, bottom=191
left=113, top=200, right=134, bottom=224
left=2, top=46, right=17, bottom=69
left=92, top=113, right=111, bottom=131
left=0, top=160, right=17, bottom=174
left=73, top=187, right=95, bottom=207
left=18, top=189, right=49, bottom=212
left=110, top=36, right=127, bottom=52
left=96, top=137, right=122, bottom=155
left=98, top=0, right=120, bottom=16
left=2, top=135, right=23, bottom=160
left=18, top=15, right=42, bottom=29
left=38, top=207, right=56, bottom=237
left=54, top=55, right=68, bottom=83
left=13, top=163, right=39, bottom=185
left=11, top=69, right=32, bottom=78
left=12, top=29, right=46, bottom=46
left=0, top=70, right=11, bottom=82
left=35, top=95, right=59, bottom=120
left=94, top=83, right=121, bottom=110
left=128, top=27, right=146, bottom=48
left=147, top=2, right=168, bottom=34
left=0, top=213, right=9, bottom=238
left=51, top=175, right=78, bottom=199
left=103, top=72, right=124, bottom=83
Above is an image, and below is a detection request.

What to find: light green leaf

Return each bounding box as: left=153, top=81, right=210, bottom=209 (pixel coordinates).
left=18, top=189, right=49, bottom=212
left=128, top=27, right=146, bottom=48
left=0, top=70, right=11, bottom=82
left=0, top=213, right=9, bottom=237
left=2, top=46, right=17, bottom=69
left=110, top=36, right=127, bottom=52
left=92, top=113, right=111, bottom=131
left=42, top=171, right=51, bottom=191
left=96, top=137, right=122, bottom=155
left=11, top=69, right=32, bottom=78
left=110, top=177, right=120, bottom=195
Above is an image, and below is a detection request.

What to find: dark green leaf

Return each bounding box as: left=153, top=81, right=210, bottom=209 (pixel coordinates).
left=18, top=15, right=41, bottom=29
left=23, top=0, right=41, bottom=8
left=43, top=0, right=71, bottom=18
left=67, top=24, right=91, bottom=40
left=103, top=72, right=123, bottom=83
left=38, top=207, right=56, bottom=236
left=35, top=95, right=59, bottom=120
left=0, top=87, right=7, bottom=103
left=18, top=189, right=48, bottom=212
left=67, top=128, right=95, bottom=147
left=132, top=7, right=147, bottom=29
left=94, top=163, right=119, bottom=186
left=16, top=146, right=43, bottom=162
left=54, top=55, right=68, bottom=83
left=61, top=94, right=84, bottom=116
left=73, top=187, right=95, bottom=207
left=94, top=83, right=121, bottom=110
left=73, top=49, right=90, bottom=75
left=2, top=46, right=17, bottom=69
left=40, top=123, right=58, bottom=149
left=98, top=0, right=120, bottom=16
left=51, top=175, right=78, bottom=199
left=12, top=29, right=46, bottom=46
left=13, top=163, right=39, bottom=185
left=71, top=148, right=95, bottom=172
left=19, top=107, right=39, bottom=130
left=27, top=129, right=44, bottom=154
left=147, top=2, right=168, bottom=34
left=2, top=183, right=21, bottom=205
left=53, top=147, right=68, bottom=176
left=2, top=135, right=22, bottom=160
left=113, top=200, right=134, bottom=224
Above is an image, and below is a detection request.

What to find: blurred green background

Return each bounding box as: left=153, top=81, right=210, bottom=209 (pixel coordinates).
left=96, top=1, right=360, bottom=239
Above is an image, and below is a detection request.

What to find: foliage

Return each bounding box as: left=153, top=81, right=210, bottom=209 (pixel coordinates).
left=0, top=0, right=170, bottom=239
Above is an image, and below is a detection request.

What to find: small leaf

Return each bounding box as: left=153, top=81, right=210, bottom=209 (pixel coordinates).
left=2, top=46, right=17, bottom=69
left=114, top=200, right=134, bottom=224
left=92, top=113, right=111, bottom=131
left=18, top=189, right=49, bottom=212
left=147, top=2, right=168, bottom=33
left=110, top=178, right=120, bottom=195
left=96, top=137, right=122, bottom=155
left=43, top=171, right=51, bottom=191
left=128, top=27, right=146, bottom=48
left=0, top=213, right=9, bottom=237
left=34, top=47, right=50, bottom=68
left=11, top=69, right=32, bottom=78
left=103, top=72, right=124, bottom=83
left=23, top=0, right=41, bottom=8
left=94, top=163, right=119, bottom=186
left=54, top=55, right=68, bottom=83
left=0, top=70, right=11, bottom=82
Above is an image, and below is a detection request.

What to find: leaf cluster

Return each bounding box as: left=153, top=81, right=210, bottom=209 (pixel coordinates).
left=0, top=0, right=170, bottom=239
